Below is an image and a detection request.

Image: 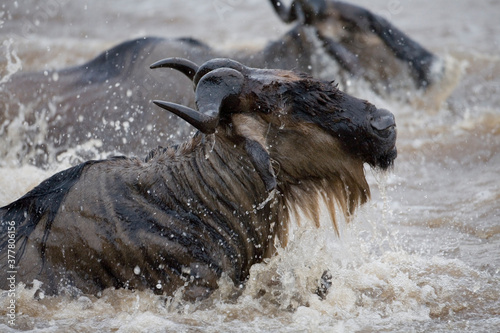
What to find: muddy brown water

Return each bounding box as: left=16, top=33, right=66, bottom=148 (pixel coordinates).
left=0, top=1, right=499, bottom=332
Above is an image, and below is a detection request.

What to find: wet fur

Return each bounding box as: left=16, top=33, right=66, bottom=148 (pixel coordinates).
left=0, top=71, right=393, bottom=300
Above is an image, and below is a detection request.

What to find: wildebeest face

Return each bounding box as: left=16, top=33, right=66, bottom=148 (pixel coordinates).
left=291, top=83, right=398, bottom=171
left=240, top=70, right=397, bottom=171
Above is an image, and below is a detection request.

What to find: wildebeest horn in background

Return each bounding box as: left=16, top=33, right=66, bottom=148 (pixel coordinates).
left=269, top=0, right=327, bottom=24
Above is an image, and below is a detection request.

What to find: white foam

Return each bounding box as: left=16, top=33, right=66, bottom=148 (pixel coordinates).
left=0, top=38, right=22, bottom=85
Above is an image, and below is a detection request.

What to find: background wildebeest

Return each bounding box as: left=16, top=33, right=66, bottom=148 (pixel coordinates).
left=1, top=0, right=428, bottom=166
left=0, top=57, right=397, bottom=300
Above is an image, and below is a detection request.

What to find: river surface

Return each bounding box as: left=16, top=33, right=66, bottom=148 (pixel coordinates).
left=0, top=0, right=499, bottom=332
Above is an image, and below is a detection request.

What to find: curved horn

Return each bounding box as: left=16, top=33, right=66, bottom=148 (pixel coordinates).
left=153, top=67, right=244, bottom=134
left=194, top=58, right=246, bottom=86
left=150, top=57, right=199, bottom=81
left=152, top=100, right=219, bottom=133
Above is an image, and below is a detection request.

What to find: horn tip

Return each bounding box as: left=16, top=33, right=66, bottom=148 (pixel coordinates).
left=149, top=60, right=167, bottom=69
left=152, top=100, right=170, bottom=108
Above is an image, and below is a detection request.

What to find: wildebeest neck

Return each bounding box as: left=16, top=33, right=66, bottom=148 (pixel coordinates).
left=139, top=134, right=286, bottom=281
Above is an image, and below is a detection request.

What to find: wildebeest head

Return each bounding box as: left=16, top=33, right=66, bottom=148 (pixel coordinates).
left=267, top=0, right=437, bottom=88
left=151, top=57, right=396, bottom=227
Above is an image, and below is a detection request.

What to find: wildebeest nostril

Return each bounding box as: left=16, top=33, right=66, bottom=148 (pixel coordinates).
left=370, top=109, right=396, bottom=131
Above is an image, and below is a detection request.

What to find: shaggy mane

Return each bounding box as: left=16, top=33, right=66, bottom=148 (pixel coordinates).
left=276, top=157, right=370, bottom=246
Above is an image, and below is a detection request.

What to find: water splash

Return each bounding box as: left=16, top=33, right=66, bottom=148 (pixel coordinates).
left=1, top=205, right=496, bottom=332
left=0, top=1, right=499, bottom=331
left=0, top=38, right=22, bottom=85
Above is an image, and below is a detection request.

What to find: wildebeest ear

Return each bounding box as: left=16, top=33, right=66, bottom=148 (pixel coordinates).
left=232, top=114, right=277, bottom=192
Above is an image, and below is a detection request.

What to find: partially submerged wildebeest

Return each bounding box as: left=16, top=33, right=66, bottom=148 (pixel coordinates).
left=1, top=0, right=424, bottom=165
left=0, top=58, right=397, bottom=300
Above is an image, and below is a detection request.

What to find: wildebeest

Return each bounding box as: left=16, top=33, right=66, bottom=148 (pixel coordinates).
left=0, top=58, right=397, bottom=300
left=1, top=0, right=423, bottom=165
